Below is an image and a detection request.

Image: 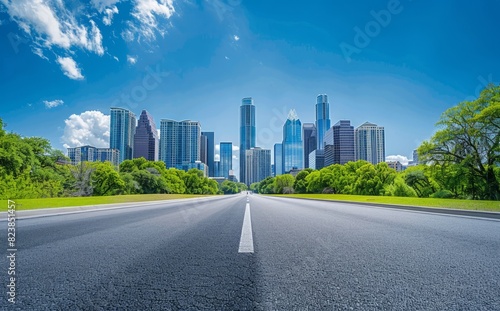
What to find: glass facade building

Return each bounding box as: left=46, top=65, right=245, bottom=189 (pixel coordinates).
left=315, top=94, right=331, bottom=150
left=332, top=120, right=355, bottom=165
left=240, top=97, right=256, bottom=185
left=110, top=107, right=136, bottom=163
left=159, top=119, right=201, bottom=170
left=133, top=110, right=159, bottom=161
left=67, top=145, right=119, bottom=166
left=355, top=122, right=385, bottom=164
left=245, top=147, right=271, bottom=185
left=201, top=132, right=215, bottom=177
left=219, top=142, right=232, bottom=179
left=302, top=123, right=316, bottom=169
left=282, top=109, right=303, bottom=172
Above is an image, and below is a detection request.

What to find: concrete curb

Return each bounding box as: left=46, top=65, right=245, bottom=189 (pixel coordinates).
left=267, top=195, right=500, bottom=220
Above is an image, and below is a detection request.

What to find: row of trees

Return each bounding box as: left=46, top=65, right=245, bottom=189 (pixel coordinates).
left=0, top=120, right=249, bottom=199
left=251, top=85, right=499, bottom=200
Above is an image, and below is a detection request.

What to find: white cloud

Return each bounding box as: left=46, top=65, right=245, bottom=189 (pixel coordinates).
left=57, top=56, right=84, bottom=80
left=103, top=6, right=119, bottom=26
left=62, top=110, right=110, bottom=148
left=0, top=0, right=104, bottom=54
left=32, top=46, right=48, bottom=60
left=233, top=35, right=239, bottom=41
left=91, top=0, right=121, bottom=12
left=232, top=145, right=239, bottom=151
left=386, top=155, right=410, bottom=166
left=44, top=99, right=64, bottom=108
left=224, top=56, right=230, bottom=60
left=113, top=56, right=119, bottom=62
left=215, top=144, right=220, bottom=151
left=127, top=55, right=138, bottom=64
left=124, top=0, right=175, bottom=41
left=214, top=154, right=220, bottom=161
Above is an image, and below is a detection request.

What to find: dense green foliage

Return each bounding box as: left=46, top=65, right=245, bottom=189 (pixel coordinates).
left=252, top=85, right=499, bottom=200
left=0, top=121, right=220, bottom=199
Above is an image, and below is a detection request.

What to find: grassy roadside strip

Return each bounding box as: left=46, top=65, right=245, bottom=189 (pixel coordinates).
left=0, top=194, right=214, bottom=211
left=269, top=194, right=500, bottom=212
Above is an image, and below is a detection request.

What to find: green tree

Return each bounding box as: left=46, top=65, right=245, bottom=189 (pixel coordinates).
left=91, top=162, right=125, bottom=196
left=419, top=85, right=500, bottom=200
left=274, top=174, right=295, bottom=194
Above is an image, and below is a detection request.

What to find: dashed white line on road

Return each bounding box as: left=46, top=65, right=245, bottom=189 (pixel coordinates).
left=238, top=203, right=254, bottom=253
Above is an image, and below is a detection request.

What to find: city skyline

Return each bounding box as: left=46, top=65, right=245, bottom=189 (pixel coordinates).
left=1, top=1, right=499, bottom=170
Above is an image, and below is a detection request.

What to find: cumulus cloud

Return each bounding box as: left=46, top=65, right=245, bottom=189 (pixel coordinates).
left=62, top=111, right=110, bottom=148
left=44, top=99, right=64, bottom=108
left=127, top=55, right=138, bottom=64
left=57, top=56, right=84, bottom=80
left=91, top=0, right=122, bottom=12
left=124, top=0, right=175, bottom=41
left=232, top=145, right=239, bottom=151
left=103, top=6, right=119, bottom=26
left=233, top=35, right=239, bottom=41
left=386, top=155, right=410, bottom=166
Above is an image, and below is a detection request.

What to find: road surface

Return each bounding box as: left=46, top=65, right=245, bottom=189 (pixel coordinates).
left=2, top=194, right=500, bottom=310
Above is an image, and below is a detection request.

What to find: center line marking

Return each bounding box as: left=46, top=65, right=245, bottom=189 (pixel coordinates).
left=238, top=202, right=254, bottom=253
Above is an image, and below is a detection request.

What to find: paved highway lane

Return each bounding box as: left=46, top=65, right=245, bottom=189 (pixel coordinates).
left=1, top=194, right=500, bottom=310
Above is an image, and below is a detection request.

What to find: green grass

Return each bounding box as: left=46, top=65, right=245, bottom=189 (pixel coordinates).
left=0, top=194, right=212, bottom=211
left=271, top=194, right=500, bottom=212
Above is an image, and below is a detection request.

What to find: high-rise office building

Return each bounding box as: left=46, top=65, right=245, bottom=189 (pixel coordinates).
left=302, top=123, right=316, bottom=169
left=245, top=147, right=271, bottom=185
left=110, top=107, right=136, bottom=163
left=201, top=132, right=215, bottom=176
left=323, top=126, right=335, bottom=167
left=133, top=110, right=159, bottom=161
left=219, top=142, right=232, bottom=179
left=315, top=94, right=331, bottom=150
left=273, top=143, right=283, bottom=176
left=200, top=134, right=208, bottom=166
left=282, top=109, right=303, bottom=172
left=332, top=120, right=355, bottom=165
left=159, top=119, right=201, bottom=170
left=240, top=97, right=256, bottom=184
left=355, top=122, right=385, bottom=164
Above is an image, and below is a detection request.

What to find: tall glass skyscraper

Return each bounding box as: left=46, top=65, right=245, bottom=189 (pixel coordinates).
left=355, top=122, right=385, bottom=164
left=201, top=132, right=215, bottom=177
left=245, top=147, right=271, bottom=185
left=240, top=97, right=256, bottom=184
left=134, top=110, right=159, bottom=161
left=302, top=123, right=316, bottom=169
left=219, top=142, right=232, bottom=179
left=333, top=120, right=355, bottom=165
left=282, top=109, right=303, bottom=172
left=315, top=94, right=331, bottom=150
left=159, top=119, right=201, bottom=169
left=110, top=107, right=136, bottom=163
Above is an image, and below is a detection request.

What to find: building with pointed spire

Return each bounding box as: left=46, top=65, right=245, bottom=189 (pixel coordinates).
left=134, top=110, right=159, bottom=161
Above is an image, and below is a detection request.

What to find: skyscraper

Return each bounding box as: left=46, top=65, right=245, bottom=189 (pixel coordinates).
left=302, top=123, right=316, bottom=169
left=159, top=119, right=201, bottom=169
left=133, top=110, right=159, bottom=161
left=240, top=97, right=256, bottom=183
left=200, top=134, right=208, bottom=166
left=355, top=122, right=385, bottom=164
left=273, top=143, right=283, bottom=176
left=110, top=107, right=136, bottom=163
left=67, top=145, right=120, bottom=166
left=315, top=94, right=331, bottom=150
left=201, top=132, right=215, bottom=177
left=282, top=109, right=303, bottom=172
left=219, top=142, right=232, bottom=179
left=332, top=120, right=355, bottom=165
left=245, top=147, right=271, bottom=185
left=323, top=127, right=335, bottom=167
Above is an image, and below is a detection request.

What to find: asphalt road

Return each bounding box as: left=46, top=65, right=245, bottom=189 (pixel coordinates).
left=2, top=194, right=500, bottom=310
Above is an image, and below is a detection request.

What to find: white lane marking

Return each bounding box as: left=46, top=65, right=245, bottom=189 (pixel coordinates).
left=238, top=203, right=254, bottom=253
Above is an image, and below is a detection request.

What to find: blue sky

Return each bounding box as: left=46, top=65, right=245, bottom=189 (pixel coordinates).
left=1, top=0, right=499, bottom=175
